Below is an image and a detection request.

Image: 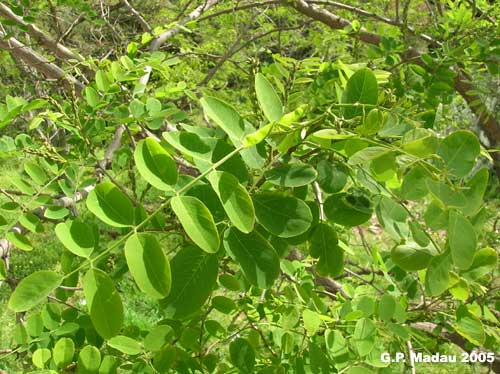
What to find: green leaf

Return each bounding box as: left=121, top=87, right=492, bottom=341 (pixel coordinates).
left=129, top=99, right=145, bottom=117
left=316, top=160, right=347, bottom=193
left=10, top=177, right=36, bottom=195
left=207, top=171, right=255, bottom=233
left=200, top=96, right=266, bottom=169
left=426, top=179, right=466, bottom=208
left=462, top=168, right=489, bottom=216
left=265, top=163, right=318, bottom=187
left=463, top=247, right=498, bottom=280
left=211, top=296, right=237, bottom=314
left=312, top=129, right=355, bottom=140
left=55, top=220, right=95, bottom=258
left=391, top=245, right=433, bottom=271
left=425, top=251, right=451, bottom=296
left=229, top=338, right=255, bottom=373
left=0, top=260, right=6, bottom=280
left=83, top=269, right=123, bottom=339
left=401, top=128, right=438, bottom=157
left=377, top=295, right=396, bottom=322
left=26, top=314, right=43, bottom=337
left=255, top=73, right=283, bottom=122
left=53, top=337, right=75, bottom=369
left=134, top=138, right=178, bottom=191
left=77, top=345, right=101, bottom=374
left=144, top=325, right=173, bottom=352
left=200, top=97, right=244, bottom=141
left=324, top=188, right=373, bottom=227
left=95, top=70, right=110, bottom=92
left=8, top=270, right=62, bottom=312
left=437, top=130, right=480, bottom=178
left=370, top=152, right=396, bottom=182
left=85, top=87, right=100, bottom=107
left=303, top=309, right=321, bottom=336
left=19, top=212, right=42, bottom=233
left=242, top=123, right=273, bottom=147
left=253, top=192, right=312, bottom=238
left=448, top=210, right=476, bottom=270
left=375, top=195, right=408, bottom=240
left=424, top=200, right=448, bottom=230
left=308, top=223, right=344, bottom=277
left=124, top=233, right=171, bottom=299
left=401, top=165, right=431, bottom=200
left=170, top=196, right=220, bottom=253
left=409, top=221, right=430, bottom=247
left=32, top=348, right=51, bottom=369
left=99, top=356, right=119, bottom=374
left=219, top=273, right=241, bottom=291
left=223, top=228, right=280, bottom=289
left=86, top=182, right=134, bottom=227
left=24, top=160, right=48, bottom=185
left=325, top=329, right=348, bottom=357
left=342, top=68, right=378, bottom=119
left=5, top=231, right=33, bottom=251
left=352, top=318, right=376, bottom=356
left=44, top=206, right=70, bottom=220
left=152, top=347, right=176, bottom=373
left=163, top=245, right=218, bottom=318
left=454, top=306, right=485, bottom=346
left=163, top=131, right=249, bottom=183
left=107, top=335, right=141, bottom=355
left=348, top=146, right=390, bottom=165
left=146, top=98, right=162, bottom=115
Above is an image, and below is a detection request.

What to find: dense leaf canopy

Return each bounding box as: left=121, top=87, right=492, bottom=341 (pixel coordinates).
left=0, top=0, right=499, bottom=373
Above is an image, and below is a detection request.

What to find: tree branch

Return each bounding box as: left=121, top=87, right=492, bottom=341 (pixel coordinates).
left=0, top=30, right=84, bottom=93
left=149, top=0, right=221, bottom=52
left=121, top=0, right=153, bottom=33
left=284, top=0, right=500, bottom=178
left=0, top=3, right=83, bottom=63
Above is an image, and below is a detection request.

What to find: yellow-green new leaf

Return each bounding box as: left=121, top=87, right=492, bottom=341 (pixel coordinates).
left=53, top=338, right=75, bottom=369
left=255, top=73, right=283, bottom=122
left=207, top=171, right=255, bottom=233
left=8, top=270, right=62, bottom=312
left=242, top=123, right=273, bottom=147
left=124, top=233, right=171, bottom=299
left=107, top=335, right=142, bottom=355
left=134, top=138, right=178, bottom=191
left=170, top=196, right=220, bottom=253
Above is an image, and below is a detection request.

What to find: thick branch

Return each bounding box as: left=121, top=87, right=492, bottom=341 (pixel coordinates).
left=287, top=0, right=381, bottom=45
left=0, top=2, right=83, bottom=62
left=0, top=31, right=84, bottom=93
